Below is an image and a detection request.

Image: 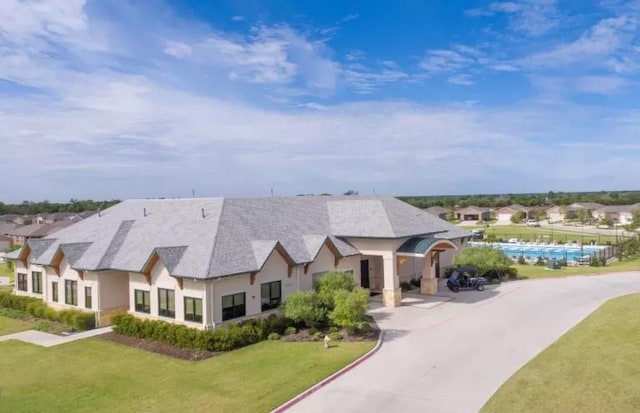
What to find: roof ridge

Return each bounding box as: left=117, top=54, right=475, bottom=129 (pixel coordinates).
left=205, top=198, right=227, bottom=277
left=97, top=220, right=135, bottom=269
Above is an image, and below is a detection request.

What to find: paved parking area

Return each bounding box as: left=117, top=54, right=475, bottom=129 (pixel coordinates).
left=288, top=272, right=640, bottom=413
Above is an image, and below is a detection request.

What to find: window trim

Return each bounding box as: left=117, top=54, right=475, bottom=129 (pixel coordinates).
left=51, top=281, right=58, bottom=302
left=158, top=288, right=175, bottom=319
left=17, top=273, right=28, bottom=291
left=134, top=289, right=151, bottom=314
left=221, top=292, right=246, bottom=321
left=184, top=296, right=203, bottom=323
left=65, top=280, right=77, bottom=306
left=31, top=271, right=42, bottom=294
left=260, top=280, right=281, bottom=311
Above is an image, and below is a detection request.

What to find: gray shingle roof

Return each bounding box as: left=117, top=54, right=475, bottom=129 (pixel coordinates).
left=25, top=196, right=468, bottom=279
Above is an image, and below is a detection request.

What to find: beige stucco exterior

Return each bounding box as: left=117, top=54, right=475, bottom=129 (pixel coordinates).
left=13, top=235, right=465, bottom=329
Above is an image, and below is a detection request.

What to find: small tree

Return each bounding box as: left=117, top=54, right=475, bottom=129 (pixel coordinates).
left=576, top=209, right=590, bottom=224
left=283, top=291, right=325, bottom=328
left=314, top=271, right=356, bottom=310
left=510, top=213, right=522, bottom=224
left=454, top=246, right=514, bottom=279
left=329, top=288, right=369, bottom=331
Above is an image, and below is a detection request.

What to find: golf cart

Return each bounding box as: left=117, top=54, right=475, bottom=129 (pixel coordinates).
left=446, top=266, right=487, bottom=292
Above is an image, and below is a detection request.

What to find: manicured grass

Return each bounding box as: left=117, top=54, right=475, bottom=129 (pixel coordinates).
left=483, top=293, right=640, bottom=413
left=0, top=262, right=13, bottom=282
left=516, top=258, right=640, bottom=279
left=0, top=315, right=34, bottom=335
left=0, top=338, right=374, bottom=412
left=468, top=224, right=621, bottom=244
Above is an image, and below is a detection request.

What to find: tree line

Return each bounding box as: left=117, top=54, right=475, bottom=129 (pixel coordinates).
left=0, top=199, right=120, bottom=215
left=399, top=191, right=640, bottom=209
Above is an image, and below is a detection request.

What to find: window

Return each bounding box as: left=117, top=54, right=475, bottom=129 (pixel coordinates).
left=261, top=281, right=281, bottom=311
left=17, top=273, right=27, bottom=291
left=65, top=280, right=77, bottom=305
left=134, top=290, right=151, bottom=314
left=85, top=286, right=92, bottom=309
left=51, top=281, right=58, bottom=302
left=158, top=288, right=175, bottom=318
left=312, top=271, right=329, bottom=288
left=222, top=292, right=245, bottom=321
left=31, top=271, right=42, bottom=294
left=184, top=297, right=203, bottom=322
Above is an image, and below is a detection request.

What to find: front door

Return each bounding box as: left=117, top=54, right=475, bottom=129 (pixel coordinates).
left=360, top=260, right=370, bottom=288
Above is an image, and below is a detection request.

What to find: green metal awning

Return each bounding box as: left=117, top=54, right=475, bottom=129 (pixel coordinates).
left=396, top=237, right=457, bottom=256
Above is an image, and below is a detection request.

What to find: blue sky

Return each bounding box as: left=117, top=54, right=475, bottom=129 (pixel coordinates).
left=1, top=0, right=640, bottom=202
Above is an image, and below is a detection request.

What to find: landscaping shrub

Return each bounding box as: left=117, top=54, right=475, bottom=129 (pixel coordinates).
left=329, top=326, right=339, bottom=334
left=268, top=332, right=281, bottom=341
left=111, top=313, right=295, bottom=352
left=455, top=246, right=516, bottom=280
left=517, top=255, right=526, bottom=265
left=312, top=331, right=324, bottom=341
left=285, top=326, right=297, bottom=335
left=0, top=291, right=95, bottom=330
left=329, top=332, right=342, bottom=341
left=356, top=321, right=371, bottom=332
left=329, top=288, right=369, bottom=331
left=283, top=291, right=326, bottom=328
left=314, top=271, right=356, bottom=309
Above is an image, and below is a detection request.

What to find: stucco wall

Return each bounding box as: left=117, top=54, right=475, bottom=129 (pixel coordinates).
left=98, top=270, right=130, bottom=311
left=128, top=261, right=207, bottom=328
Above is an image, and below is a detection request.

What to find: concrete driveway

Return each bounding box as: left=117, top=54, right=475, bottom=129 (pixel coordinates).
left=288, top=272, right=640, bottom=413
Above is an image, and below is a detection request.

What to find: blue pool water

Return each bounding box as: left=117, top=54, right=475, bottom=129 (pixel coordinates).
left=469, top=242, right=607, bottom=262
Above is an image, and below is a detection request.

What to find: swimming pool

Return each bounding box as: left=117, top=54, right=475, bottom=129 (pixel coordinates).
left=468, top=242, right=608, bottom=262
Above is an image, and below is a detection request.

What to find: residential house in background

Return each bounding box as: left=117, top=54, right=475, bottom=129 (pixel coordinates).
left=593, top=204, right=640, bottom=225
left=546, top=205, right=565, bottom=222
left=8, top=196, right=469, bottom=329
left=565, top=202, right=604, bottom=220
left=424, top=206, right=450, bottom=220
left=4, top=221, right=75, bottom=246
left=495, top=204, right=529, bottom=223
left=455, top=206, right=491, bottom=222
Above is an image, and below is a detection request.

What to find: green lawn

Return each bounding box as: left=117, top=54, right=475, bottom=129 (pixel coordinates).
left=0, top=315, right=35, bottom=335
left=0, top=261, right=13, bottom=283
left=0, top=338, right=374, bottom=412
left=468, top=224, right=621, bottom=244
left=516, top=258, right=640, bottom=279
left=483, top=293, right=640, bottom=413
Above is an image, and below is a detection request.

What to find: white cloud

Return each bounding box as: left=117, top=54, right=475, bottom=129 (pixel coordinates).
left=231, top=15, right=244, bottom=22
left=519, top=15, right=639, bottom=69
left=1, top=0, right=640, bottom=201
left=337, top=13, right=359, bottom=24
left=467, top=0, right=560, bottom=37
left=342, top=62, right=409, bottom=93
left=447, top=74, right=474, bottom=86
left=163, top=41, right=192, bottom=58
left=572, top=75, right=631, bottom=95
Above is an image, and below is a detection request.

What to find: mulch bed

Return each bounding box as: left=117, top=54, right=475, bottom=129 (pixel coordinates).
left=281, top=317, right=380, bottom=343
left=100, top=332, right=218, bottom=361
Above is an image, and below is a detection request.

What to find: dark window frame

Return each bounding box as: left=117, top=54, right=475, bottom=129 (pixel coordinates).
left=31, top=271, right=42, bottom=294
left=17, top=273, right=28, bottom=291
left=261, top=280, right=281, bottom=311
left=84, top=286, right=92, bottom=309
left=134, top=290, right=151, bottom=314
left=51, top=281, right=58, bottom=302
left=222, top=292, right=246, bottom=321
left=184, top=296, right=203, bottom=322
left=65, top=280, right=77, bottom=306
left=158, top=288, right=175, bottom=318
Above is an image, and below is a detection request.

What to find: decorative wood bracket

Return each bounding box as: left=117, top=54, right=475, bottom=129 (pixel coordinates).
left=176, top=278, right=183, bottom=290
left=249, top=272, right=257, bottom=285
left=304, top=263, right=310, bottom=275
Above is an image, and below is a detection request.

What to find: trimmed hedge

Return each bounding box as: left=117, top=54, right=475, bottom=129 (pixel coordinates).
left=0, top=291, right=95, bottom=331
left=111, top=313, right=296, bottom=352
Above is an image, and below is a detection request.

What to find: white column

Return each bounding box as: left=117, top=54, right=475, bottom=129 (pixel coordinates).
left=421, top=253, right=438, bottom=295
left=382, top=253, right=401, bottom=307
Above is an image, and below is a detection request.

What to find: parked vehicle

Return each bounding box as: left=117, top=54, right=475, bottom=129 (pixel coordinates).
left=470, top=229, right=485, bottom=240
left=526, top=219, right=540, bottom=227
left=446, top=266, right=487, bottom=292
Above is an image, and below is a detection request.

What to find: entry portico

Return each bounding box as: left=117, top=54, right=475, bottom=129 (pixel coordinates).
left=349, top=237, right=459, bottom=307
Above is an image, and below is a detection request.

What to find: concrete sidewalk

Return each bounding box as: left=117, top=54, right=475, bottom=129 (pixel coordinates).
left=289, top=272, right=640, bottom=413
left=0, top=326, right=112, bottom=347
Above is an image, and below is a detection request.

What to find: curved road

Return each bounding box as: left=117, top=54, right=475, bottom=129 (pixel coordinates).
left=288, top=272, right=640, bottom=413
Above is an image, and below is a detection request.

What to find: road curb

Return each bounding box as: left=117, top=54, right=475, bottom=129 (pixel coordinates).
left=271, top=329, right=385, bottom=413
